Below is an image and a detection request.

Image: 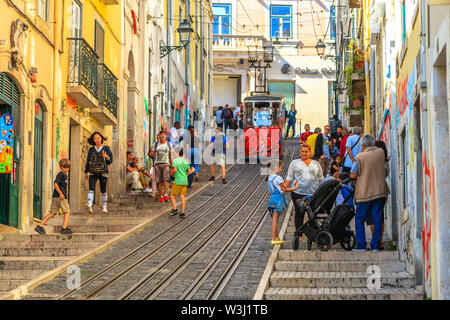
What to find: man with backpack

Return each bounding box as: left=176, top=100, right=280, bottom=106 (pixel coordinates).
left=151, top=130, right=174, bottom=203
left=222, top=104, right=234, bottom=133
left=342, top=126, right=362, bottom=173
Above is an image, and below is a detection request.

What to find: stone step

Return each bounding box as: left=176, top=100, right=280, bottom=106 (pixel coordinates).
left=0, top=240, right=107, bottom=249
left=0, top=257, right=74, bottom=270
left=44, top=217, right=145, bottom=226
left=270, top=271, right=416, bottom=289
left=264, top=287, right=423, bottom=300
left=274, top=260, right=406, bottom=273
left=0, top=232, right=121, bottom=242
left=52, top=225, right=135, bottom=233
left=70, top=211, right=160, bottom=217
left=0, top=270, right=47, bottom=280
left=0, top=280, right=28, bottom=291
left=0, top=247, right=93, bottom=257
left=278, top=250, right=399, bottom=262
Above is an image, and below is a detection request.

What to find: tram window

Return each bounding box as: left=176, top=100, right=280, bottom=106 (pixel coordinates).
left=272, top=102, right=280, bottom=122
left=245, top=102, right=253, bottom=125
left=254, top=109, right=271, bottom=127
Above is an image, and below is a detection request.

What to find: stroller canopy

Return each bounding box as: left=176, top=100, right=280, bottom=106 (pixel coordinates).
left=309, top=177, right=341, bottom=214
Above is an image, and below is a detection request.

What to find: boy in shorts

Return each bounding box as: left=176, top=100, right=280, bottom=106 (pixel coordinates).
left=35, top=159, right=72, bottom=235
left=170, top=148, right=195, bottom=218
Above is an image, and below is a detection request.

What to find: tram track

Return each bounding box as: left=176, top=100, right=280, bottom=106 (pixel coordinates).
left=59, top=142, right=297, bottom=300
left=57, top=163, right=252, bottom=300
left=134, top=145, right=295, bottom=300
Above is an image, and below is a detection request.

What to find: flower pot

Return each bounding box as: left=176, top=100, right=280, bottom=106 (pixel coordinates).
left=352, top=98, right=363, bottom=107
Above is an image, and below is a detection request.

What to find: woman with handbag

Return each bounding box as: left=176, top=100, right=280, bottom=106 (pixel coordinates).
left=84, top=131, right=113, bottom=213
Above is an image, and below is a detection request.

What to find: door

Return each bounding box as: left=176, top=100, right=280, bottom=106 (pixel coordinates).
left=94, top=21, right=104, bottom=63
left=0, top=73, right=20, bottom=228
left=33, top=101, right=44, bottom=220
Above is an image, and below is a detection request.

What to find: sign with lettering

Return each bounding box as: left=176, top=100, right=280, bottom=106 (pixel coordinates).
left=0, top=113, right=14, bottom=174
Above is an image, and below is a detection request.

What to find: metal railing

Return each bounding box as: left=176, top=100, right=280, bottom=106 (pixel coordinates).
left=212, top=35, right=265, bottom=51
left=68, top=38, right=99, bottom=98
left=98, top=63, right=118, bottom=117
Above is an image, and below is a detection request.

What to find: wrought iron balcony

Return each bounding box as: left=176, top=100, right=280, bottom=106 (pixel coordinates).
left=67, top=38, right=99, bottom=109
left=93, top=63, right=118, bottom=124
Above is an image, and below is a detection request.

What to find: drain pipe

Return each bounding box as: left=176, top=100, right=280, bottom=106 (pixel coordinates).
left=51, top=0, right=61, bottom=178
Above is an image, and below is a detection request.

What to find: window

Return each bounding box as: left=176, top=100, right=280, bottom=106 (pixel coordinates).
left=71, top=1, right=82, bottom=38
left=37, top=0, right=48, bottom=22
left=330, top=6, right=336, bottom=40
left=270, top=5, right=292, bottom=39
left=212, top=4, right=232, bottom=35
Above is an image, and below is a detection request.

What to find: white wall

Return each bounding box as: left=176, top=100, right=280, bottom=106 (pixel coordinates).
left=212, top=76, right=239, bottom=107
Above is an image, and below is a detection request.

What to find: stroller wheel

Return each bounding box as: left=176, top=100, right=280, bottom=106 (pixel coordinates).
left=340, top=233, right=356, bottom=251
left=307, top=238, right=312, bottom=251
left=292, top=235, right=299, bottom=250
left=315, top=231, right=333, bottom=251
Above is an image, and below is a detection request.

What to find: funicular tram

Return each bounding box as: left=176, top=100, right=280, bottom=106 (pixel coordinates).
left=243, top=94, right=286, bottom=160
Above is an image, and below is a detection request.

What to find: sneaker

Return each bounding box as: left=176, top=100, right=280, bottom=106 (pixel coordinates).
left=371, top=249, right=379, bottom=252
left=131, top=188, right=140, bottom=193
left=86, top=204, right=93, bottom=214
left=60, top=227, right=73, bottom=235
left=164, top=194, right=169, bottom=201
left=102, top=206, right=108, bottom=213
left=35, top=225, right=46, bottom=235
left=179, top=212, right=185, bottom=218
left=352, top=248, right=366, bottom=252
left=222, top=178, right=227, bottom=184
left=159, top=197, right=164, bottom=203
left=143, top=188, right=152, bottom=193
left=208, top=176, right=215, bottom=181
left=170, top=209, right=179, bottom=216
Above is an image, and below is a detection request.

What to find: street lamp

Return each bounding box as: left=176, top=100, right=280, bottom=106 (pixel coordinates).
left=315, top=39, right=326, bottom=57
left=160, top=19, right=193, bottom=58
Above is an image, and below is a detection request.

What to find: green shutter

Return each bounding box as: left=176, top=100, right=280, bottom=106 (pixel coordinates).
left=0, top=73, right=20, bottom=228
left=268, top=81, right=295, bottom=107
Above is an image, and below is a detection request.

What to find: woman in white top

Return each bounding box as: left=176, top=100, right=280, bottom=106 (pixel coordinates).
left=284, top=144, right=323, bottom=241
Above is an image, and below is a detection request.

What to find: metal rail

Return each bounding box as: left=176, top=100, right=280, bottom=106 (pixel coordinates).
left=57, top=164, right=251, bottom=300
left=140, top=146, right=295, bottom=300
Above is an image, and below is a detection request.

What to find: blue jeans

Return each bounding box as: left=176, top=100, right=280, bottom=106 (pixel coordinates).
left=355, top=198, right=386, bottom=250
left=286, top=121, right=295, bottom=137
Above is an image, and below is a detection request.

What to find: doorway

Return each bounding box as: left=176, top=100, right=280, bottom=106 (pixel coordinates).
left=33, top=100, right=44, bottom=220
left=0, top=73, right=20, bottom=228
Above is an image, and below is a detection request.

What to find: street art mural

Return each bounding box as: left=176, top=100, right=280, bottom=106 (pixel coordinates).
left=396, top=62, right=435, bottom=296
left=0, top=113, right=14, bottom=174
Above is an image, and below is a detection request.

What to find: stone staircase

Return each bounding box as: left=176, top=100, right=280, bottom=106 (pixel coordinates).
left=263, top=217, right=423, bottom=300
left=0, top=163, right=225, bottom=299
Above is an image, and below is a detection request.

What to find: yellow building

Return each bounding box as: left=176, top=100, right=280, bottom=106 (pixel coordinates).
left=0, top=0, right=56, bottom=229
left=163, top=0, right=214, bottom=130
left=56, top=0, right=121, bottom=212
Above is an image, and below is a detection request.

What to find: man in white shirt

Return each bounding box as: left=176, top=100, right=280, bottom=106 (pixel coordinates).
left=169, top=121, right=181, bottom=147
left=233, top=102, right=244, bottom=129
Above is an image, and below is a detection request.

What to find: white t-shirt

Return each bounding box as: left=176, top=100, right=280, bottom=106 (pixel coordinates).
left=233, top=107, right=241, bottom=121
left=152, top=142, right=173, bottom=165
left=268, top=174, right=284, bottom=194
left=170, top=127, right=179, bottom=146
left=286, top=159, right=324, bottom=196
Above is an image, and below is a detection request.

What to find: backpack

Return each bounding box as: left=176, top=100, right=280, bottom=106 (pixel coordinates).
left=88, top=149, right=107, bottom=175
left=223, top=108, right=233, bottom=118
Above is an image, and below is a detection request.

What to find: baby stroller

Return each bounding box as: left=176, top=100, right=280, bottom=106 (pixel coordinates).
left=292, top=177, right=356, bottom=251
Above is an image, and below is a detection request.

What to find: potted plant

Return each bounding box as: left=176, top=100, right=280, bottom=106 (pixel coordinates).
left=352, top=96, right=363, bottom=107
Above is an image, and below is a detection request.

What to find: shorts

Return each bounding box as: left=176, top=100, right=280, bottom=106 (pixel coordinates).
left=268, top=207, right=284, bottom=218
left=49, top=198, right=70, bottom=215
left=154, top=163, right=171, bottom=184
left=216, top=154, right=226, bottom=166
left=171, top=184, right=187, bottom=196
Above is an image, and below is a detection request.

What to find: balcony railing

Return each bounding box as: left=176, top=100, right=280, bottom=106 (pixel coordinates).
left=68, top=38, right=99, bottom=98
left=212, top=35, right=265, bottom=51
left=98, top=63, right=118, bottom=118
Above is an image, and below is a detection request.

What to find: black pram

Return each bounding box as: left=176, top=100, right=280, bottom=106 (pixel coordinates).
left=292, top=177, right=356, bottom=251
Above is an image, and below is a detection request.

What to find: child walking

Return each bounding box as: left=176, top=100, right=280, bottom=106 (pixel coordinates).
left=267, top=160, right=298, bottom=245
left=170, top=148, right=195, bottom=218
left=35, top=159, right=72, bottom=235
